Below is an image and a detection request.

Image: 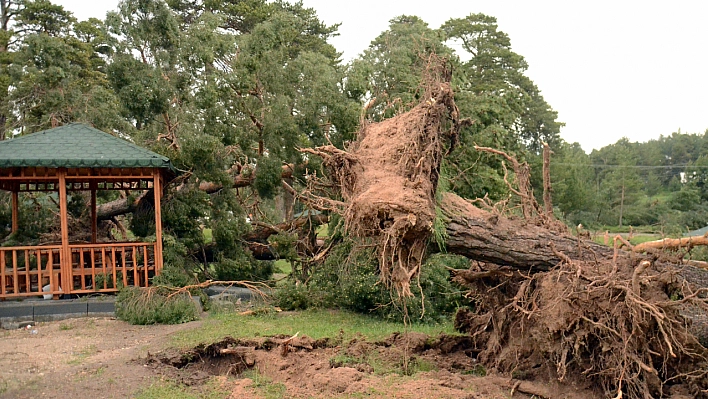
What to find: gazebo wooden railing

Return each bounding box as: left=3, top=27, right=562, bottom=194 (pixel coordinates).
left=1, top=242, right=157, bottom=297
left=0, top=123, right=176, bottom=299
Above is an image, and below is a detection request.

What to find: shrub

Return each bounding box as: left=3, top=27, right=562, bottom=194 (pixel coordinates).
left=214, top=256, right=274, bottom=282
left=115, top=287, right=199, bottom=325
left=272, top=281, right=311, bottom=310
left=274, top=238, right=470, bottom=323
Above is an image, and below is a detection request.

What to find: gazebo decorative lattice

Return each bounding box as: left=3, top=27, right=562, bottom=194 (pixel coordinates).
left=0, top=123, right=174, bottom=299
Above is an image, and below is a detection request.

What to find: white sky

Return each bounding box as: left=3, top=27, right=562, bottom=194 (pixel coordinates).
left=56, top=0, right=708, bottom=152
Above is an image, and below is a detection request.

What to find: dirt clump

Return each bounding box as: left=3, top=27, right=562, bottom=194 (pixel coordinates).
left=311, top=366, right=363, bottom=393
left=304, top=59, right=465, bottom=297
left=146, top=331, right=567, bottom=398
left=453, top=245, right=708, bottom=398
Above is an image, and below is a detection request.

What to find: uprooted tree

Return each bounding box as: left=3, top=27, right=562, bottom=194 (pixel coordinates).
left=298, top=60, right=708, bottom=398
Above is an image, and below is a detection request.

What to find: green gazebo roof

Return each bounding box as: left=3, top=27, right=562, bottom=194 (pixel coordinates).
left=0, top=123, right=175, bottom=170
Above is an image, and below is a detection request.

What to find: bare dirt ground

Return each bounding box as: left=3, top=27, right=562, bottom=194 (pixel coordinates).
left=0, top=317, right=592, bottom=399
left=0, top=317, right=203, bottom=399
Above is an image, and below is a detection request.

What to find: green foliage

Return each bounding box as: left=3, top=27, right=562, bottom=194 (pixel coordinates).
left=274, top=239, right=469, bottom=323
left=548, top=131, right=708, bottom=232
left=671, top=187, right=700, bottom=212
left=152, top=258, right=196, bottom=288
left=347, top=15, right=450, bottom=119
left=115, top=286, right=199, bottom=325
left=156, top=188, right=210, bottom=248
left=268, top=232, right=298, bottom=262
left=94, top=272, right=123, bottom=290
left=0, top=192, right=56, bottom=244
left=213, top=256, right=274, bottom=282
left=253, top=156, right=282, bottom=200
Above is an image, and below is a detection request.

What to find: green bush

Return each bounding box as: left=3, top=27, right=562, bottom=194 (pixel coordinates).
left=273, top=238, right=470, bottom=323
left=214, top=256, right=274, bottom=282
left=272, top=281, right=311, bottom=310
left=115, top=287, right=199, bottom=325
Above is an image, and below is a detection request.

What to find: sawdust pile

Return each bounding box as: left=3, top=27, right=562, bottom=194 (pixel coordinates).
left=305, top=60, right=463, bottom=296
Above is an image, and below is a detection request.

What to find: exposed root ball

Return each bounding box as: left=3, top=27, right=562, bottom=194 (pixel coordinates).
left=453, top=259, right=708, bottom=398
left=312, top=62, right=462, bottom=296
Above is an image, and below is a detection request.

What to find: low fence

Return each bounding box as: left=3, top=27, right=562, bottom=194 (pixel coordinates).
left=1, top=242, right=157, bottom=299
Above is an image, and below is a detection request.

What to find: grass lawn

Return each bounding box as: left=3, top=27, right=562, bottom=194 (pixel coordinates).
left=273, top=259, right=291, bottom=275
left=170, top=308, right=457, bottom=349
left=136, top=308, right=457, bottom=398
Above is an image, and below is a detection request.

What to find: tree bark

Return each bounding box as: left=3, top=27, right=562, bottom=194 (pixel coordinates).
left=441, top=192, right=612, bottom=272
left=97, top=164, right=294, bottom=220
left=441, top=192, right=708, bottom=288
left=97, top=192, right=148, bottom=220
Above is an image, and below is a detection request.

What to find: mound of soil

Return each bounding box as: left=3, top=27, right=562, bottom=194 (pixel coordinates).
left=145, top=332, right=600, bottom=399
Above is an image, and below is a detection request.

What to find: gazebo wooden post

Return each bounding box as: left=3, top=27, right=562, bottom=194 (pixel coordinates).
left=153, top=170, right=164, bottom=274
left=90, top=182, right=97, bottom=243
left=11, top=190, right=18, bottom=233
left=58, top=169, right=71, bottom=297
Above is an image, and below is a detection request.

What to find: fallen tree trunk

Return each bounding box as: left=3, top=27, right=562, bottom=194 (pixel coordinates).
left=441, top=192, right=708, bottom=289
left=96, top=164, right=294, bottom=220
left=442, top=192, right=612, bottom=272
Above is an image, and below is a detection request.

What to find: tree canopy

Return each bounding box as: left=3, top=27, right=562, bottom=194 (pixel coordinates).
left=1, top=0, right=706, bottom=283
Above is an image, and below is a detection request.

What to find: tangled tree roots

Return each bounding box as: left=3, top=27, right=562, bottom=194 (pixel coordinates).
left=304, top=60, right=463, bottom=296
left=454, top=251, right=708, bottom=398
left=301, top=57, right=708, bottom=397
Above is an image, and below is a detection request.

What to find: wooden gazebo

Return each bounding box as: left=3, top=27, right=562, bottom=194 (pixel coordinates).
left=0, top=123, right=174, bottom=299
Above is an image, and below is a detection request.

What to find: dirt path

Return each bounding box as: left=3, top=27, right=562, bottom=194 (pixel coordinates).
left=0, top=317, right=203, bottom=399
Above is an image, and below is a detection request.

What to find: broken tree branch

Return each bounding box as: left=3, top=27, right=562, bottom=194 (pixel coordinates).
left=633, top=234, right=708, bottom=253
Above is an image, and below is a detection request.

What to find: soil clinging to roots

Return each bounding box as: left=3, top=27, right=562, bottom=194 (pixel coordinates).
left=304, top=57, right=708, bottom=398
left=306, top=61, right=463, bottom=297
left=451, top=224, right=708, bottom=398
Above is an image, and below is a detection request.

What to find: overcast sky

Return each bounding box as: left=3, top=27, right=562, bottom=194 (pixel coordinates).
left=55, top=0, right=708, bottom=153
